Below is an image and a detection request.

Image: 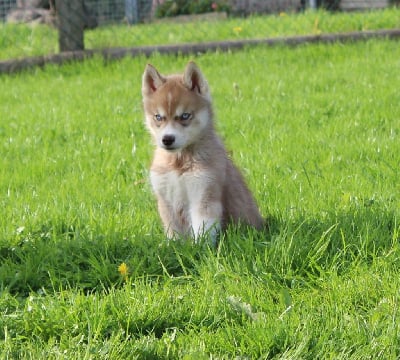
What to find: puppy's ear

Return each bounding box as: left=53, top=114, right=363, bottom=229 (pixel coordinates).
left=142, top=64, right=166, bottom=96
left=183, top=61, right=209, bottom=97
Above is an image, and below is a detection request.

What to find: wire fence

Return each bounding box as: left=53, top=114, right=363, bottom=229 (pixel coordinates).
left=1, top=0, right=314, bottom=25
left=0, top=0, right=396, bottom=71
left=1, top=0, right=393, bottom=24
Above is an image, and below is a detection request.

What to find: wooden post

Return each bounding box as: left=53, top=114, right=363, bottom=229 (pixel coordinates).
left=56, top=0, right=84, bottom=52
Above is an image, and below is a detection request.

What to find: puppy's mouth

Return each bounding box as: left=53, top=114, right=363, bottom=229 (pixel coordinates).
left=165, top=147, right=183, bottom=153
left=161, top=144, right=180, bottom=152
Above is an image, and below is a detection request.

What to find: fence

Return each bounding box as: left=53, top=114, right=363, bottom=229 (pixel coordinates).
left=1, top=0, right=311, bottom=25
left=0, top=0, right=396, bottom=72
left=1, top=0, right=391, bottom=24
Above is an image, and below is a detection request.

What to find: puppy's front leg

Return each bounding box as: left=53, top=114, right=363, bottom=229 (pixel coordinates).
left=156, top=197, right=177, bottom=239
left=187, top=177, right=223, bottom=246
left=190, top=201, right=222, bottom=246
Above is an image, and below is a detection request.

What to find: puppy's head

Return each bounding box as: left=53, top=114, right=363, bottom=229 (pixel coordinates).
left=142, top=61, right=213, bottom=152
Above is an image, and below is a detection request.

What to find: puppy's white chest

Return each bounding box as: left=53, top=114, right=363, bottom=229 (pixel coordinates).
left=150, top=169, right=221, bottom=243
left=150, top=169, right=211, bottom=207
left=150, top=170, right=188, bottom=206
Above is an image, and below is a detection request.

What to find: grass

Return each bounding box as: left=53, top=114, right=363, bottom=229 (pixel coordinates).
left=1, top=34, right=400, bottom=359
left=0, top=7, right=400, bottom=60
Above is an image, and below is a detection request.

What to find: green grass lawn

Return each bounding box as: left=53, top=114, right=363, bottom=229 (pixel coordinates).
left=1, top=37, right=400, bottom=358
left=1, top=7, right=400, bottom=60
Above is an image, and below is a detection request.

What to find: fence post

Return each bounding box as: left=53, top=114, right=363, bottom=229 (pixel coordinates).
left=309, top=0, right=317, bottom=9
left=55, top=0, right=85, bottom=52
left=125, top=0, right=139, bottom=24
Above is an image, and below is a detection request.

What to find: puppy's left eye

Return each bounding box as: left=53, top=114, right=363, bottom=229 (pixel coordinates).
left=180, top=113, right=191, bottom=121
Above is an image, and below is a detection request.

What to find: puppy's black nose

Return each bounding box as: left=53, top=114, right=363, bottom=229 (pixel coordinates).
left=162, top=135, right=175, bottom=147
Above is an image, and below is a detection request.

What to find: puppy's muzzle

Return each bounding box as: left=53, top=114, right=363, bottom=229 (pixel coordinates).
left=162, top=134, right=175, bottom=148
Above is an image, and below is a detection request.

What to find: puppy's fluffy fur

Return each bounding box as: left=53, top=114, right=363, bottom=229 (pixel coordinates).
left=142, top=61, right=263, bottom=245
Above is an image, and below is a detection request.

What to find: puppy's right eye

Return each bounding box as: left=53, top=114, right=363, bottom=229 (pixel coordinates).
left=154, top=114, right=163, bottom=122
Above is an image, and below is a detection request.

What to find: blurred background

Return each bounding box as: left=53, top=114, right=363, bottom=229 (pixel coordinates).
left=0, top=0, right=397, bottom=64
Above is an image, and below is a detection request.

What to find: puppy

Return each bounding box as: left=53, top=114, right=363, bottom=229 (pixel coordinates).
left=142, top=61, right=264, bottom=245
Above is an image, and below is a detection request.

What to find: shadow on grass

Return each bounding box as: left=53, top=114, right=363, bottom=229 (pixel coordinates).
left=0, top=203, right=398, bottom=296
left=0, top=221, right=203, bottom=296
left=217, top=202, right=399, bottom=288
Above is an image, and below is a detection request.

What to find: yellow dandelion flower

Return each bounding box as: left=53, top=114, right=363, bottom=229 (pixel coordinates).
left=233, top=26, right=243, bottom=35
left=279, top=12, right=287, bottom=17
left=118, top=262, right=129, bottom=278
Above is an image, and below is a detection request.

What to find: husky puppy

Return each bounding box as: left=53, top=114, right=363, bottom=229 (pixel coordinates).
left=142, top=61, right=263, bottom=245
